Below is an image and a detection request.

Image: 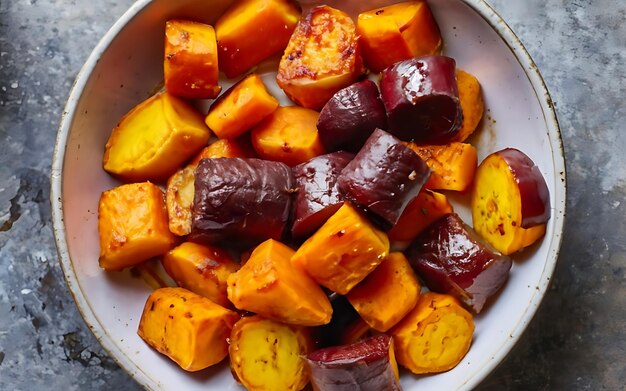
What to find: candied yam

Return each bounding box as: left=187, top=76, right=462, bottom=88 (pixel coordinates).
left=164, top=20, right=220, bottom=99
left=205, top=74, right=279, bottom=139
left=216, top=0, right=301, bottom=78
left=227, top=239, right=332, bottom=326
left=190, top=136, right=257, bottom=166
left=166, top=165, right=196, bottom=236
left=452, top=69, right=484, bottom=142
left=137, top=287, right=240, bottom=371
left=98, top=182, right=175, bottom=271
left=277, top=5, right=364, bottom=110
left=291, top=203, right=390, bottom=295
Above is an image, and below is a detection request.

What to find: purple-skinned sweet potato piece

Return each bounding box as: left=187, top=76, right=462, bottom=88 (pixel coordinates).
left=307, top=335, right=401, bottom=391
left=190, top=158, right=294, bottom=246
left=336, top=128, right=431, bottom=229
left=380, top=55, right=462, bottom=144
left=406, top=213, right=512, bottom=313
left=317, top=80, right=387, bottom=152
left=291, top=151, right=354, bottom=238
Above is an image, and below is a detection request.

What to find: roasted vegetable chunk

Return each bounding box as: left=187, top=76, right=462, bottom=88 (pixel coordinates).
left=472, top=148, right=551, bottom=255
left=277, top=5, right=364, bottom=110
left=216, top=0, right=301, bottom=78
left=162, top=242, right=239, bottom=308
left=103, top=91, right=211, bottom=182
left=306, top=335, right=401, bottom=391
left=229, top=316, right=313, bottom=391
left=227, top=239, right=332, bottom=326
left=205, top=73, right=279, bottom=140
left=291, top=151, right=353, bottom=238
left=137, top=287, right=239, bottom=371
left=406, top=141, right=478, bottom=191
left=452, top=69, right=484, bottom=142
left=291, top=203, right=389, bottom=295
left=357, top=0, right=442, bottom=72
left=98, top=182, right=175, bottom=271
left=190, top=136, right=257, bottom=165
left=391, top=291, right=474, bottom=374
left=406, top=213, right=512, bottom=313
left=347, top=252, right=420, bottom=332
left=164, top=20, right=220, bottom=99
left=317, top=80, right=387, bottom=152
left=336, top=129, right=431, bottom=228
left=190, top=158, right=294, bottom=246
left=165, top=165, right=196, bottom=236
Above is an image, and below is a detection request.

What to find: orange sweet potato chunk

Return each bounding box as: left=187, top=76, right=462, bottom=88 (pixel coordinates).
left=138, top=287, right=240, bottom=371
left=163, top=242, right=240, bottom=308
left=205, top=73, right=279, bottom=139
left=452, top=69, right=484, bottom=142
left=164, top=20, right=221, bottom=99
left=277, top=5, right=364, bottom=110
left=166, top=165, right=196, bottom=236
left=406, top=141, right=478, bottom=191
left=391, top=292, right=474, bottom=374
left=291, top=203, right=390, bottom=295
left=227, top=239, right=332, bottom=326
left=190, top=136, right=257, bottom=165
left=357, top=0, right=442, bottom=73
left=216, top=0, right=301, bottom=78
left=347, top=252, right=420, bottom=332
left=98, top=182, right=175, bottom=271
left=251, top=106, right=325, bottom=166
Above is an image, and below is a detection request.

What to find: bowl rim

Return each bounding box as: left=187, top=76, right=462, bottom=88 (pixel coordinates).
left=50, top=0, right=566, bottom=389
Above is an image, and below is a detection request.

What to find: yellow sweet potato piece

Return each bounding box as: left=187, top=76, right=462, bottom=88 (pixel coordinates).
left=277, top=5, right=364, bottom=110
left=357, top=0, right=442, bottom=73
left=162, top=242, right=239, bottom=308
left=406, top=141, right=478, bottom=191
left=191, top=136, right=257, bottom=166
left=452, top=69, right=484, bottom=142
left=229, top=316, right=313, bottom=391
left=98, top=182, right=175, bottom=271
left=103, top=91, right=211, bottom=182
left=164, top=20, right=221, bottom=99
left=137, top=287, right=239, bottom=371
left=388, top=189, right=453, bottom=245
left=227, top=239, right=332, bottom=326
left=216, top=0, right=301, bottom=78
left=291, top=203, right=390, bottom=295
left=347, top=252, right=420, bottom=332
left=391, top=291, right=474, bottom=374
left=165, top=165, right=196, bottom=236
left=251, top=106, right=325, bottom=166
left=205, top=73, right=279, bottom=139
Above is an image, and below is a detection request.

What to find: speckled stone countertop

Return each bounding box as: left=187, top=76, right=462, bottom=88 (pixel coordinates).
left=0, top=0, right=624, bottom=390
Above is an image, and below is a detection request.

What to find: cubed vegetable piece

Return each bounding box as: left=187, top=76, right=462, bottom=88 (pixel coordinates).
left=391, top=291, right=474, bottom=374
left=216, top=0, right=301, bottom=78
left=98, top=182, right=175, bottom=271
left=251, top=106, right=325, bottom=166
left=205, top=73, right=279, bottom=139
left=190, top=158, right=293, bottom=246
left=227, top=239, right=332, bottom=326
left=137, top=287, right=239, bottom=371
left=405, top=141, right=478, bottom=191
left=388, top=189, right=453, bottom=246
left=277, top=5, right=364, bottom=110
left=103, top=92, right=211, bottom=182
left=229, top=316, right=313, bottom=391
left=347, top=252, right=420, bottom=332
left=306, top=335, right=401, bottom=391
left=291, top=151, right=354, bottom=238
left=357, top=0, right=442, bottom=73
left=317, top=80, right=387, bottom=152
left=336, top=129, right=431, bottom=228
left=472, top=148, right=551, bottom=255
left=452, top=69, right=484, bottom=142
left=165, top=165, right=196, bottom=236
left=162, top=242, right=239, bottom=308
left=380, top=55, right=462, bottom=144
left=164, top=20, right=221, bottom=99
left=190, top=136, right=257, bottom=165
left=406, top=213, right=512, bottom=313
left=291, top=203, right=389, bottom=295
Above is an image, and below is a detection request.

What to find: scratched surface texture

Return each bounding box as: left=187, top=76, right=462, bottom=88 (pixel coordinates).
left=0, top=0, right=624, bottom=390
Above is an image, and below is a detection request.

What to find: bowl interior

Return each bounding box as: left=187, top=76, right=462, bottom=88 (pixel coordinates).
left=53, top=0, right=565, bottom=390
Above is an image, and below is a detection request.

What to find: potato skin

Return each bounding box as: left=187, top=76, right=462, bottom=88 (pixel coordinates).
left=229, top=316, right=313, bottom=391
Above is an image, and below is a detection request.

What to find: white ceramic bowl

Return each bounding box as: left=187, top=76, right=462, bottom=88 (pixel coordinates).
left=51, top=0, right=566, bottom=389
